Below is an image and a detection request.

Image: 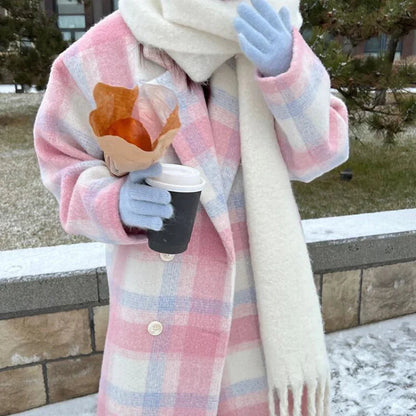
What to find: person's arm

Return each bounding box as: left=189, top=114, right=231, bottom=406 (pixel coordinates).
left=234, top=0, right=349, bottom=183
left=255, top=28, right=349, bottom=183
left=34, top=57, right=148, bottom=245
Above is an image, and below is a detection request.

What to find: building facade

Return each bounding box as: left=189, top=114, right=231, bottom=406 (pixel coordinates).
left=357, top=32, right=416, bottom=62
left=42, top=0, right=119, bottom=42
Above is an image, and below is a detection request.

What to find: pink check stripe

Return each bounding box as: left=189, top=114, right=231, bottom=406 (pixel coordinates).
left=258, top=29, right=349, bottom=183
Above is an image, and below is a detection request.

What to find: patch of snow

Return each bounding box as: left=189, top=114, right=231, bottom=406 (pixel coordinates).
left=327, top=314, right=416, bottom=416
left=12, top=394, right=98, bottom=416
left=2, top=149, right=34, bottom=158
left=0, top=85, right=40, bottom=94
left=0, top=91, right=44, bottom=116
left=0, top=242, right=106, bottom=280
left=332, top=87, right=416, bottom=95
left=302, top=208, right=416, bottom=243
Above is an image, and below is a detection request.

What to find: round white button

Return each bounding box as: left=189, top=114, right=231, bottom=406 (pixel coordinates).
left=160, top=253, right=175, bottom=262
left=147, top=321, right=163, bottom=336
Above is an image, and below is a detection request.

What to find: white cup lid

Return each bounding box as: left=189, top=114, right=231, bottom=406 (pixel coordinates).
left=145, top=163, right=205, bottom=193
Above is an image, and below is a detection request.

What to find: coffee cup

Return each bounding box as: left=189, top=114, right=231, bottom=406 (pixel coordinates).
left=145, top=163, right=205, bottom=254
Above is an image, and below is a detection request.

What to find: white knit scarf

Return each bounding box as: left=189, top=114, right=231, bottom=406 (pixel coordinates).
left=119, top=1, right=331, bottom=415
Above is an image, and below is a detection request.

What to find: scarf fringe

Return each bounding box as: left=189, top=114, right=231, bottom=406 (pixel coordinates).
left=267, top=376, right=331, bottom=416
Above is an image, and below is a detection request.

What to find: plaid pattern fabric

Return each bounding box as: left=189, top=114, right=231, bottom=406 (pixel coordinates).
left=33, top=11, right=348, bottom=416
left=257, top=30, right=349, bottom=183
left=97, top=167, right=271, bottom=416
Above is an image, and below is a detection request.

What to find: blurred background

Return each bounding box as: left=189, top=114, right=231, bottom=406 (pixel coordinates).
left=0, top=2, right=415, bottom=416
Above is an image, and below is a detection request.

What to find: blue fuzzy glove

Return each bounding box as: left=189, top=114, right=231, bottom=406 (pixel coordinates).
left=119, top=163, right=173, bottom=231
left=234, top=0, right=293, bottom=77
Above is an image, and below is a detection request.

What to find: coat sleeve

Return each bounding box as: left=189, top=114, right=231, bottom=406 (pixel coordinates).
left=33, top=57, right=147, bottom=245
left=255, top=28, right=349, bottom=183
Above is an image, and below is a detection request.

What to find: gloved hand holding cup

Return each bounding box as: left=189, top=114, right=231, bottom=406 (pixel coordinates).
left=119, top=162, right=205, bottom=254
left=119, top=163, right=174, bottom=232
left=145, top=163, right=205, bottom=254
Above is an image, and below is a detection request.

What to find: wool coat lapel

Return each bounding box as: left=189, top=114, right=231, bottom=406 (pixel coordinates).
left=144, top=54, right=235, bottom=260
left=206, top=60, right=241, bottom=201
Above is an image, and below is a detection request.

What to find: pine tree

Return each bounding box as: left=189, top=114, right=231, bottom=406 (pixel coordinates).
left=0, top=0, right=68, bottom=90
left=300, top=0, right=416, bottom=144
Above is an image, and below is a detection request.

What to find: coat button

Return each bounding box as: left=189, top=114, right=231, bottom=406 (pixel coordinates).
left=160, top=253, right=175, bottom=262
left=147, top=321, right=163, bottom=336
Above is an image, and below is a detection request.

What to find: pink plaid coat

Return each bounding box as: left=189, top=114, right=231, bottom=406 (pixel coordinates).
left=34, top=11, right=348, bottom=416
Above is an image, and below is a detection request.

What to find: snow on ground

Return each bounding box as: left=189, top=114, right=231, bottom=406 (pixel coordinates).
left=12, top=394, right=98, bottom=416
left=327, top=314, right=416, bottom=416
left=0, top=243, right=106, bottom=281
left=302, top=208, right=416, bottom=243
left=11, top=314, right=416, bottom=416
left=0, top=85, right=40, bottom=94
left=0, top=90, right=43, bottom=117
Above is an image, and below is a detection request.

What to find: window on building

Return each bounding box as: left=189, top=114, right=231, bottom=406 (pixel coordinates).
left=56, top=0, right=86, bottom=42
left=113, top=0, right=119, bottom=10
left=364, top=34, right=402, bottom=59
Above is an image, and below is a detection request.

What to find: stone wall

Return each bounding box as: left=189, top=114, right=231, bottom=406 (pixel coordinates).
left=0, top=306, right=108, bottom=415
left=1, top=208, right=415, bottom=415
left=319, top=261, right=416, bottom=332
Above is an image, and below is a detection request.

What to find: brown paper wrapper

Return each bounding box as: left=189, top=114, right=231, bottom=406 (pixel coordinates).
left=89, top=82, right=181, bottom=176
